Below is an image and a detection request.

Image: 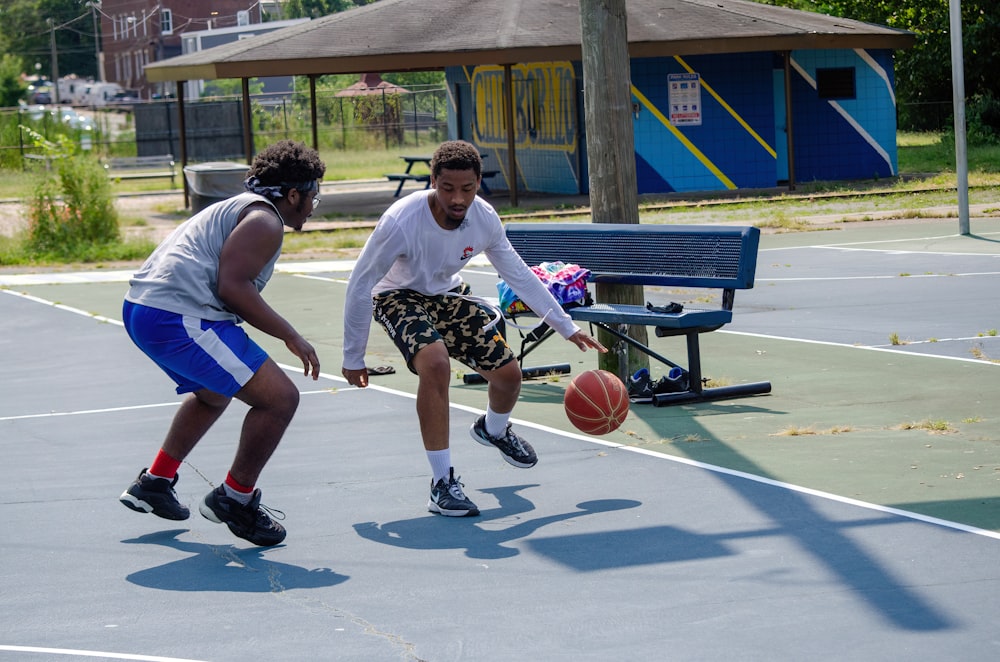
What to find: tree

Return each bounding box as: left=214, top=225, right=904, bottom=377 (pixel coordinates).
left=753, top=1, right=1000, bottom=131
left=0, top=54, right=28, bottom=107
left=283, top=0, right=377, bottom=19
left=0, top=0, right=100, bottom=82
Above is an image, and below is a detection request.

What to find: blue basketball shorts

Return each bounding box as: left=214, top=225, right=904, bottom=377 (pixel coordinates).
left=122, top=300, right=268, bottom=397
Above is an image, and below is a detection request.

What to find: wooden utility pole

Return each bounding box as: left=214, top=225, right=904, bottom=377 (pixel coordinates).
left=579, top=0, right=648, bottom=380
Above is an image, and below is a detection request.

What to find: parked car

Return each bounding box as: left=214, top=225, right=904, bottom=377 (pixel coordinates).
left=28, top=88, right=52, bottom=105
left=107, top=90, right=140, bottom=112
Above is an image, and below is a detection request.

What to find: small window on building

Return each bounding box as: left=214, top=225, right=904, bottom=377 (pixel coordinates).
left=816, top=67, right=855, bottom=100
left=161, top=9, right=173, bottom=35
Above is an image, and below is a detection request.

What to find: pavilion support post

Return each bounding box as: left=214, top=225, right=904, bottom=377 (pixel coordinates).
left=242, top=78, right=253, bottom=163
left=176, top=82, right=189, bottom=209
left=310, top=75, right=319, bottom=150
left=503, top=64, right=518, bottom=208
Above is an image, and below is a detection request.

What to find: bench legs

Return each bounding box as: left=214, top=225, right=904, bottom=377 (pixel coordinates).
left=592, top=323, right=771, bottom=407
left=462, top=320, right=772, bottom=406
left=650, top=332, right=771, bottom=406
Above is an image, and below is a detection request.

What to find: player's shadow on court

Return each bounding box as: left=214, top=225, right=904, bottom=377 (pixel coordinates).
left=353, top=484, right=642, bottom=561
left=121, top=529, right=347, bottom=592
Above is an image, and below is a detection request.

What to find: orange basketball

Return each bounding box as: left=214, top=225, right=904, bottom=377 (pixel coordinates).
left=564, top=369, right=630, bottom=435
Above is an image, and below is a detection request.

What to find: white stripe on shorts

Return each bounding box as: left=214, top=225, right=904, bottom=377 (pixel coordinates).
left=182, top=315, right=256, bottom=388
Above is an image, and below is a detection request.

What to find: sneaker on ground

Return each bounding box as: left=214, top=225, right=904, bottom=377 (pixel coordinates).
left=653, top=367, right=690, bottom=394
left=199, top=485, right=286, bottom=546
left=427, top=468, right=480, bottom=517
left=119, top=468, right=190, bottom=520
left=627, top=368, right=656, bottom=402
left=470, top=415, right=538, bottom=468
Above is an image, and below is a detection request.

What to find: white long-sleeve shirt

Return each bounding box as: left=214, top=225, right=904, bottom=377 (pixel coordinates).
left=342, top=190, right=580, bottom=370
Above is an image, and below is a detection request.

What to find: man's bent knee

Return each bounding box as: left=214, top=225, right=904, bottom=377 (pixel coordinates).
left=413, top=342, right=452, bottom=379
left=238, top=359, right=300, bottom=415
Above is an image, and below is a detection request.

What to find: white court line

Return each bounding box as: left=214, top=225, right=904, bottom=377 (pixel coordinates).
left=0, top=645, right=207, bottom=661
left=3, top=234, right=997, bottom=287
left=758, top=271, right=1000, bottom=282
left=761, top=230, right=1000, bottom=252
left=819, top=246, right=1000, bottom=257
left=8, top=276, right=1000, bottom=543
left=0, top=384, right=353, bottom=423
left=1, top=288, right=123, bottom=325
left=720, top=329, right=1000, bottom=366
left=0, top=257, right=492, bottom=286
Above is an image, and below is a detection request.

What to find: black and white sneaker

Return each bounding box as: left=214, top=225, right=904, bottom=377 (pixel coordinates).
left=427, top=468, right=479, bottom=517
left=199, top=486, right=286, bottom=546
left=119, top=468, right=190, bottom=520
left=470, top=415, right=537, bottom=468
left=627, top=368, right=656, bottom=403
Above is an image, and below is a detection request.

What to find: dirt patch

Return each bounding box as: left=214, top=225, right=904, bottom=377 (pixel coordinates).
left=0, top=193, right=187, bottom=242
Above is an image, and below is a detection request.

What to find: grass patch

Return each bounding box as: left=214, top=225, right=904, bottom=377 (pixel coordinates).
left=7, top=130, right=1000, bottom=267
left=282, top=227, right=371, bottom=255
left=754, top=215, right=822, bottom=232
left=703, top=376, right=731, bottom=388
left=772, top=425, right=854, bottom=436
left=0, top=234, right=157, bottom=266
left=895, top=419, right=956, bottom=434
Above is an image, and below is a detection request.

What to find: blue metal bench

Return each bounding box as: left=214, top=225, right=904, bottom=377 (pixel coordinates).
left=499, top=222, right=772, bottom=406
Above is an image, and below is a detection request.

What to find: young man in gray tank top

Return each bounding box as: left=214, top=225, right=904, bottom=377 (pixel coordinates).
left=119, top=140, right=325, bottom=546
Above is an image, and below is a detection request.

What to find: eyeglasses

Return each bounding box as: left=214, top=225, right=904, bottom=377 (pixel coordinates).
left=312, top=195, right=321, bottom=209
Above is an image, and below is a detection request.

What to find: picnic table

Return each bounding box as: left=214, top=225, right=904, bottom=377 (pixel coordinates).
left=385, top=154, right=499, bottom=197
left=385, top=156, right=432, bottom=197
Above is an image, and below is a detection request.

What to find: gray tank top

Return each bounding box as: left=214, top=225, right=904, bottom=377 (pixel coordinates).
left=125, top=192, right=282, bottom=322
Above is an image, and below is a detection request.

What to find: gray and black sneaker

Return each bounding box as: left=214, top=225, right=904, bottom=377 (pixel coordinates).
left=470, top=415, right=537, bottom=468
left=199, top=486, right=286, bottom=546
left=427, top=468, right=480, bottom=517
left=119, top=468, right=190, bottom=520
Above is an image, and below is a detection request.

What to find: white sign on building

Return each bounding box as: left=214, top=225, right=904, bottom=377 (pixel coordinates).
left=668, top=72, right=702, bottom=126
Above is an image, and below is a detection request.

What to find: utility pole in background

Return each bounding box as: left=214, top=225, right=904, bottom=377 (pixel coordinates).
left=47, top=18, right=61, bottom=104
left=949, top=0, right=969, bottom=235
left=579, top=0, right=649, bottom=380
left=89, top=1, right=103, bottom=82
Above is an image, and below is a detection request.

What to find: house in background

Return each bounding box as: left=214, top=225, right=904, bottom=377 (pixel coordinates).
left=179, top=18, right=310, bottom=101
left=98, top=0, right=263, bottom=100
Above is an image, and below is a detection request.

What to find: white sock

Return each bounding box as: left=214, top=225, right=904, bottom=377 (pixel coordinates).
left=485, top=406, right=510, bottom=438
left=223, top=483, right=253, bottom=505
left=427, top=449, right=451, bottom=483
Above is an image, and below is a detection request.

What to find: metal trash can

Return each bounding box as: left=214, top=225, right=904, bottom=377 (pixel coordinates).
left=184, top=162, right=250, bottom=213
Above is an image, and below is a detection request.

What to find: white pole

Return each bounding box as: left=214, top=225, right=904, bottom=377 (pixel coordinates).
left=949, top=0, right=970, bottom=234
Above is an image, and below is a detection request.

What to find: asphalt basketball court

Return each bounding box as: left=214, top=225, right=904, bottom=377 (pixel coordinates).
left=2, top=207, right=999, bottom=660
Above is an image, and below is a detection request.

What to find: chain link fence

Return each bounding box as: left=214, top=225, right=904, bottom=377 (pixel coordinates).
left=0, top=84, right=449, bottom=170
left=1, top=90, right=968, bottom=172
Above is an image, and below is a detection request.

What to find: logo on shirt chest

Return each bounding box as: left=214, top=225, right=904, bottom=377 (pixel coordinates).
left=460, top=245, right=475, bottom=261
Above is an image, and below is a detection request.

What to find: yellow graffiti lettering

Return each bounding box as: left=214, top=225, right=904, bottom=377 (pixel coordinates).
left=471, top=62, right=577, bottom=152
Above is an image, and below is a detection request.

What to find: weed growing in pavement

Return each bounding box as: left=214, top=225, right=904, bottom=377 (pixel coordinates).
left=896, top=419, right=956, bottom=433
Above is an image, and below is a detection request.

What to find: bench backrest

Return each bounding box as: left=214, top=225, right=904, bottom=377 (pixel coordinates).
left=505, top=222, right=760, bottom=290
left=106, top=155, right=175, bottom=169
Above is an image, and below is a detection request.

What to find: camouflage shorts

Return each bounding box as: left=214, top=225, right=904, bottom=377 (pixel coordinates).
left=373, top=288, right=514, bottom=374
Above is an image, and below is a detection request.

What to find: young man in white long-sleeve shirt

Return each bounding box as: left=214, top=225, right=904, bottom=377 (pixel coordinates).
left=342, top=140, right=605, bottom=516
